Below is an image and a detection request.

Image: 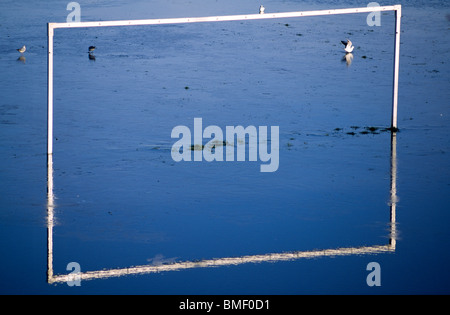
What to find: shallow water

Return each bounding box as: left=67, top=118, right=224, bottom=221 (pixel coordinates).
left=0, top=0, right=449, bottom=294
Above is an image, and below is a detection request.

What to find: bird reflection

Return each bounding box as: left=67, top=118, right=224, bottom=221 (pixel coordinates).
left=88, top=46, right=96, bottom=61
left=17, top=55, right=26, bottom=64
left=342, top=53, right=353, bottom=67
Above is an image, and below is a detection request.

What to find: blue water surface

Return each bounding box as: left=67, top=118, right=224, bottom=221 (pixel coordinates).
left=0, top=0, right=449, bottom=294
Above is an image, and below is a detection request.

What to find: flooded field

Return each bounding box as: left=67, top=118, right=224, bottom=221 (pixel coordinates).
left=1, top=0, right=449, bottom=294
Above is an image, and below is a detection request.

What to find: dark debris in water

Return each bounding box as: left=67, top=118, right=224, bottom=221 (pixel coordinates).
left=334, top=125, right=398, bottom=136
left=189, top=144, right=205, bottom=151
left=188, top=141, right=232, bottom=151
left=365, top=126, right=379, bottom=132
left=296, top=125, right=397, bottom=141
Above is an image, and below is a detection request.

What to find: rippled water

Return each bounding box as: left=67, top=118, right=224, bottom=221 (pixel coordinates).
left=1, top=0, right=449, bottom=294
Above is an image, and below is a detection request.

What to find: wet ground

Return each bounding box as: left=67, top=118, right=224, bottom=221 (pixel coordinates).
left=0, top=0, right=449, bottom=294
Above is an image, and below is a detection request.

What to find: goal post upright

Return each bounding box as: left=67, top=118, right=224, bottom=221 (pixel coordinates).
left=46, top=5, right=401, bottom=155
left=47, top=23, right=54, bottom=155
left=392, top=5, right=402, bottom=131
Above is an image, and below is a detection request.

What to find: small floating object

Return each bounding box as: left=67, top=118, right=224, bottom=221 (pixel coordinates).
left=365, top=126, right=379, bottom=132
left=190, top=144, right=204, bottom=151
left=383, top=126, right=399, bottom=132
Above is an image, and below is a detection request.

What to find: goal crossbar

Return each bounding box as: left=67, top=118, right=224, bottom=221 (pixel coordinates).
left=47, top=5, right=401, bottom=154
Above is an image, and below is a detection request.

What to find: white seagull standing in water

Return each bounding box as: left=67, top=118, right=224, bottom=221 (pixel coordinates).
left=341, top=39, right=354, bottom=53
left=259, top=5, right=265, bottom=14
left=17, top=45, right=26, bottom=54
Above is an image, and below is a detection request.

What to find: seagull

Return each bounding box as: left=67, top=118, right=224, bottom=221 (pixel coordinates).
left=88, top=46, right=96, bottom=53
left=259, top=5, right=265, bottom=14
left=341, top=39, right=354, bottom=53
left=17, top=45, right=26, bottom=54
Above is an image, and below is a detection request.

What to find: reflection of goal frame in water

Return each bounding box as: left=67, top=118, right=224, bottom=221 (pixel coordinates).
left=47, top=5, right=402, bottom=155
left=46, top=6, right=401, bottom=283
left=47, top=133, right=398, bottom=283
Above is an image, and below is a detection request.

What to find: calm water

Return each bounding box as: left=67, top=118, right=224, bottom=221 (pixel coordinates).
left=0, top=0, right=449, bottom=294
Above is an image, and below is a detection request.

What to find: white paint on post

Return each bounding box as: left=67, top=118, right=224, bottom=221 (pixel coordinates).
left=392, top=6, right=401, bottom=130
left=47, top=24, right=54, bottom=155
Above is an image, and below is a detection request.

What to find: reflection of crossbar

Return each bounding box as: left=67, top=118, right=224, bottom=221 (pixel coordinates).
left=48, top=244, right=394, bottom=284
left=47, top=5, right=402, bottom=155
left=46, top=133, right=398, bottom=284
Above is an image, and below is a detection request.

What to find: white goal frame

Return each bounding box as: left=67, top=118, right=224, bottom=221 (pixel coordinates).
left=46, top=6, right=402, bottom=283
left=47, top=5, right=402, bottom=155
